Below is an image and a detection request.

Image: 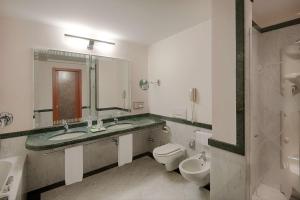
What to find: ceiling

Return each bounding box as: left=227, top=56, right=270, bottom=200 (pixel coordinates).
left=0, top=0, right=211, bottom=45
left=253, top=0, right=300, bottom=28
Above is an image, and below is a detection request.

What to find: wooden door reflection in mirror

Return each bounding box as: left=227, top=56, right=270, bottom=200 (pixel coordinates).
left=52, top=68, right=82, bottom=123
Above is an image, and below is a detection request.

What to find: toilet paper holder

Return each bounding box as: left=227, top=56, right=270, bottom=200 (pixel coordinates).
left=162, top=125, right=170, bottom=134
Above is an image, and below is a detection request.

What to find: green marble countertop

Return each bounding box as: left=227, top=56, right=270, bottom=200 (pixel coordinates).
left=26, top=116, right=165, bottom=151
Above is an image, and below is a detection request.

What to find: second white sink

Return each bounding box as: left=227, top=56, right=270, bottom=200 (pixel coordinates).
left=106, top=123, right=133, bottom=130
left=49, top=131, right=87, bottom=141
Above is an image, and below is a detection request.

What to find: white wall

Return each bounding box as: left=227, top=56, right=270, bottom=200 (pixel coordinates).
left=211, top=0, right=236, bottom=145
left=0, top=16, right=149, bottom=134
left=148, top=21, right=212, bottom=125
left=210, top=0, right=252, bottom=200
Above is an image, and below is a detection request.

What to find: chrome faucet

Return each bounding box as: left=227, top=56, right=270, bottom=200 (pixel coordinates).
left=62, top=120, right=69, bottom=132
left=199, top=151, right=207, bottom=162
left=113, top=111, right=121, bottom=124
left=114, top=117, right=118, bottom=124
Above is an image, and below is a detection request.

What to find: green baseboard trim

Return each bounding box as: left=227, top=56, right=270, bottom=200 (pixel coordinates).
left=208, top=138, right=245, bottom=155
left=0, top=113, right=212, bottom=139
left=148, top=114, right=212, bottom=130
left=253, top=18, right=300, bottom=34
left=96, top=107, right=131, bottom=112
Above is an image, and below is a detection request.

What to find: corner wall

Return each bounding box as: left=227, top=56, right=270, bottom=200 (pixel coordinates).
left=148, top=21, right=212, bottom=125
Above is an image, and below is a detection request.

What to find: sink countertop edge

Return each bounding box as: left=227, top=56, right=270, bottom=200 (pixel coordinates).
left=25, top=118, right=166, bottom=151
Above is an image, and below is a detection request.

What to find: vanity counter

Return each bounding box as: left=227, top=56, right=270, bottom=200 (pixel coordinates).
left=26, top=116, right=165, bottom=151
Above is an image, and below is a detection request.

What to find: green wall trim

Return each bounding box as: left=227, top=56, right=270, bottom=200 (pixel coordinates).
left=253, top=18, right=300, bottom=34
left=149, top=114, right=212, bottom=130
left=0, top=113, right=150, bottom=139
left=252, top=21, right=262, bottom=33
left=96, top=107, right=131, bottom=112
left=208, top=0, right=245, bottom=156
left=208, top=139, right=244, bottom=155
left=0, top=113, right=212, bottom=139
left=261, top=18, right=300, bottom=33
left=0, top=122, right=87, bottom=139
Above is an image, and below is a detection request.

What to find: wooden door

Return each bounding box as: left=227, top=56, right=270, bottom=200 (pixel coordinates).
left=52, top=68, right=82, bottom=123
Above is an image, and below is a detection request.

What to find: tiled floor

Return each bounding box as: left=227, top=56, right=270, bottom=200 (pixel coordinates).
left=42, top=156, right=210, bottom=200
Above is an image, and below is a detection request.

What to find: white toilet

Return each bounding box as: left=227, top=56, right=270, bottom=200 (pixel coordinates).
left=153, top=143, right=186, bottom=171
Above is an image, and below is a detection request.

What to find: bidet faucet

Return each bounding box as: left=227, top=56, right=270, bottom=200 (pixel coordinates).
left=113, top=111, right=121, bottom=124
left=62, top=120, right=69, bottom=132
left=199, top=151, right=207, bottom=162
left=114, top=117, right=118, bottom=124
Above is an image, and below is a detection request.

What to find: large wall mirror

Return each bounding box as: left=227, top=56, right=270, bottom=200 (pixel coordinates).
left=33, top=50, right=91, bottom=128
left=95, top=56, right=131, bottom=119
left=33, top=49, right=132, bottom=128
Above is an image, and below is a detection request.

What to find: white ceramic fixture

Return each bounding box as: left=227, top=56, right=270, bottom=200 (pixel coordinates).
left=179, top=153, right=210, bottom=186
left=153, top=143, right=186, bottom=171
left=49, top=131, right=87, bottom=141
left=106, top=123, right=133, bottom=130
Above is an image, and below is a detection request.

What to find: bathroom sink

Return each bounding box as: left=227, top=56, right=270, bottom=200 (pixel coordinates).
left=49, top=131, right=87, bottom=141
left=105, top=123, right=133, bottom=130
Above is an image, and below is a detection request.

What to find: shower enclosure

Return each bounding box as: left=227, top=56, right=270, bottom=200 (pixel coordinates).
left=250, top=26, right=300, bottom=200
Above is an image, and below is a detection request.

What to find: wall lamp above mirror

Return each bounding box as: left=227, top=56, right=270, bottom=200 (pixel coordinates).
left=64, top=34, right=115, bottom=50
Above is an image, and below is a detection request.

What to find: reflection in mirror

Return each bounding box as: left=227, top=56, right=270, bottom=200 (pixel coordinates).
left=34, top=49, right=90, bottom=128
left=95, top=56, right=131, bottom=119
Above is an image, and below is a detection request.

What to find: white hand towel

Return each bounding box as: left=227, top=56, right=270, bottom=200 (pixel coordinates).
left=118, top=134, right=133, bottom=167
left=65, top=145, right=83, bottom=185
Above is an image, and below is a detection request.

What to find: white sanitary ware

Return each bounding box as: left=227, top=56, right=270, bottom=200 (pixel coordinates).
left=179, top=154, right=210, bottom=186
left=106, top=123, right=133, bottom=130
left=49, top=131, right=86, bottom=141
left=153, top=143, right=186, bottom=171
left=118, top=134, right=133, bottom=167
left=0, top=156, right=26, bottom=200
left=65, top=145, right=83, bottom=185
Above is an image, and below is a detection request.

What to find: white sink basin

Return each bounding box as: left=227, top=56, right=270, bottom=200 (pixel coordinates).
left=106, top=123, right=133, bottom=130
left=49, top=131, right=87, bottom=141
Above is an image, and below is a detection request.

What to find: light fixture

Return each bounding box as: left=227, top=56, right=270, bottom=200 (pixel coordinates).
left=64, top=34, right=115, bottom=50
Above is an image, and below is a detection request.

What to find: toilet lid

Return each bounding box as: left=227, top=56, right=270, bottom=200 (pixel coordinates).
left=154, top=143, right=182, bottom=156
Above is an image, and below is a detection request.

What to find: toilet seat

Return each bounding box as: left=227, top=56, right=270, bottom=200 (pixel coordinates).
left=153, top=143, right=184, bottom=156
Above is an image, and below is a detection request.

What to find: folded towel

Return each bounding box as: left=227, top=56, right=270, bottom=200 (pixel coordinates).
left=65, top=145, right=83, bottom=185
left=118, top=134, right=133, bottom=167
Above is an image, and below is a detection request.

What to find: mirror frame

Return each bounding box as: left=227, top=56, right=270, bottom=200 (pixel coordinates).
left=94, top=56, right=132, bottom=114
